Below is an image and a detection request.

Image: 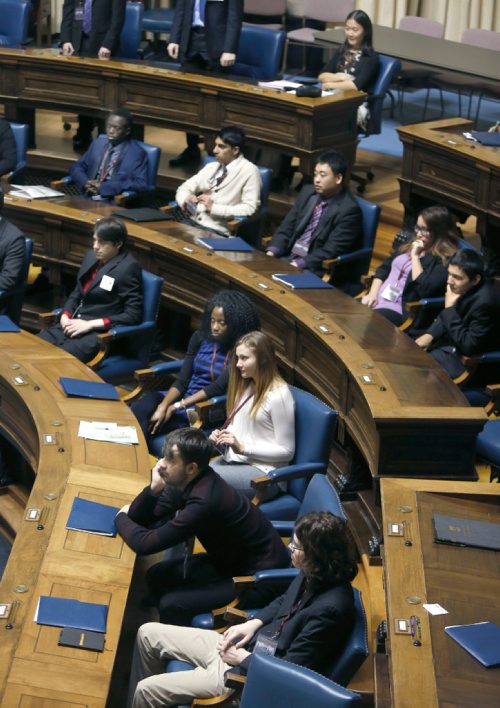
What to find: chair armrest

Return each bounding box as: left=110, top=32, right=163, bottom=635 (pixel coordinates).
left=39, top=309, right=62, bottom=327
left=50, top=176, right=73, bottom=188
left=159, top=203, right=176, bottom=214
left=114, top=191, right=138, bottom=206
left=271, top=520, right=295, bottom=536
left=251, top=462, right=325, bottom=490
left=254, top=568, right=298, bottom=583
left=454, top=351, right=500, bottom=386
left=224, top=672, right=246, bottom=690
left=322, top=247, right=372, bottom=272
left=120, top=359, right=185, bottom=403
left=194, top=396, right=227, bottom=427
left=404, top=296, right=445, bottom=310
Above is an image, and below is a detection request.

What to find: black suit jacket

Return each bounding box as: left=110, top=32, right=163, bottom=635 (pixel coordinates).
left=269, top=185, right=362, bottom=277
left=428, top=279, right=500, bottom=357
left=63, top=249, right=143, bottom=328
left=170, top=0, right=243, bottom=63
left=60, top=0, right=126, bottom=55
left=0, top=119, right=17, bottom=177
left=0, top=218, right=26, bottom=319
left=241, top=572, right=355, bottom=677
left=115, top=466, right=290, bottom=577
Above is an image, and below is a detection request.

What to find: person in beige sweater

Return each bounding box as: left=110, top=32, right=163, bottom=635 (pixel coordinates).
left=175, top=126, right=261, bottom=236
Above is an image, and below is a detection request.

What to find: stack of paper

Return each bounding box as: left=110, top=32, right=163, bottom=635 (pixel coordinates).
left=9, top=185, right=65, bottom=199
left=78, top=420, right=138, bottom=445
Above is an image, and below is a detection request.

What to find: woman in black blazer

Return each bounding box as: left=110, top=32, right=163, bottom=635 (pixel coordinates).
left=128, top=512, right=358, bottom=707
left=39, top=217, right=142, bottom=363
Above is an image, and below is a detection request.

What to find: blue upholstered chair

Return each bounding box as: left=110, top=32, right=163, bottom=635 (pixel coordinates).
left=476, top=418, right=500, bottom=480
left=141, top=6, right=175, bottom=37
left=0, top=236, right=32, bottom=324
left=350, top=54, right=401, bottom=194
left=253, top=387, right=338, bottom=521
left=52, top=135, right=161, bottom=205
left=89, top=270, right=164, bottom=384
left=229, top=25, right=285, bottom=81
left=240, top=653, right=362, bottom=707
left=322, top=195, right=381, bottom=292
left=0, top=0, right=31, bottom=47
left=5, top=122, right=29, bottom=183
left=118, top=1, right=144, bottom=59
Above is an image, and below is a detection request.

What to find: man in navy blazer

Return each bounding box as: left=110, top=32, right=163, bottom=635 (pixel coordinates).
left=70, top=108, right=148, bottom=200
left=39, top=218, right=143, bottom=363
left=266, top=151, right=362, bottom=282
left=167, top=0, right=244, bottom=167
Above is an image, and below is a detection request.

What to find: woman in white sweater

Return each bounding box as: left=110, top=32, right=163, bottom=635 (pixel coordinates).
left=209, top=331, right=295, bottom=499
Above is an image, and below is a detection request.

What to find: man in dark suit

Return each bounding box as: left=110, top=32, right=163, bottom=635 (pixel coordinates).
left=60, top=0, right=126, bottom=149
left=416, top=249, right=500, bottom=378
left=0, top=187, right=26, bottom=320
left=69, top=108, right=148, bottom=200
left=39, top=217, right=143, bottom=363
left=167, top=0, right=244, bottom=167
left=266, top=151, right=362, bottom=281
left=116, top=427, right=290, bottom=627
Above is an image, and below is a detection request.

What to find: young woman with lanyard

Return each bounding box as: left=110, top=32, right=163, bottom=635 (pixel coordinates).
left=128, top=511, right=358, bottom=707
left=131, top=290, right=260, bottom=446
left=209, top=330, right=295, bottom=500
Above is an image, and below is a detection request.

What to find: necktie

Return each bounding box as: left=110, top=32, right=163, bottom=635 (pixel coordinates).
left=291, top=200, right=328, bottom=259
left=83, top=0, right=92, bottom=34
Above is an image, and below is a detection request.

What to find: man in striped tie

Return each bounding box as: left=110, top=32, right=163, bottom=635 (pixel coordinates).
left=266, top=151, right=362, bottom=283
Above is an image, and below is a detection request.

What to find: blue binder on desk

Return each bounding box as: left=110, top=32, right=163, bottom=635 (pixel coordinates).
left=196, top=236, right=254, bottom=252
left=445, top=622, right=500, bottom=667
left=0, top=315, right=20, bottom=332
left=66, top=497, right=120, bottom=536
left=35, top=596, right=108, bottom=633
left=59, top=376, right=120, bottom=401
left=271, top=273, right=333, bottom=289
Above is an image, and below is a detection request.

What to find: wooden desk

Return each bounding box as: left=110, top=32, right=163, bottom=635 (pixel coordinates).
left=0, top=48, right=365, bottom=174
left=0, top=330, right=150, bottom=705
left=379, top=478, right=500, bottom=708
left=396, top=118, right=500, bottom=273
left=315, top=25, right=500, bottom=81
left=3, top=194, right=486, bottom=482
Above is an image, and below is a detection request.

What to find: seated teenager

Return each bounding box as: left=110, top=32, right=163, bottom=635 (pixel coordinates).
left=318, top=10, right=379, bottom=132
left=415, top=249, right=500, bottom=378
left=69, top=108, right=148, bottom=200
left=127, top=511, right=357, bottom=708
left=175, top=126, right=262, bottom=236
left=131, top=290, right=260, bottom=446
left=115, top=428, right=290, bottom=627
left=361, top=205, right=460, bottom=334
left=39, top=218, right=143, bottom=363
left=209, top=331, right=295, bottom=500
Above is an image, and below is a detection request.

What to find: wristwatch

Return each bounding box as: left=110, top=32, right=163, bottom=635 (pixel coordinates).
left=173, top=400, right=184, bottom=410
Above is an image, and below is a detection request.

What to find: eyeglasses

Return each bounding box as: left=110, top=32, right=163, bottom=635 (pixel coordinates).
left=288, top=541, right=303, bottom=552
left=414, top=225, right=430, bottom=235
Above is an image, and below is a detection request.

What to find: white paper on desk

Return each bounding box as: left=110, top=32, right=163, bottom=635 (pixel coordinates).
left=423, top=603, right=448, bottom=616
left=258, top=79, right=301, bottom=90
left=78, top=420, right=139, bottom=445
left=9, top=185, right=65, bottom=199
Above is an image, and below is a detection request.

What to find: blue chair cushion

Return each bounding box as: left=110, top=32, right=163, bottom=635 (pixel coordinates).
left=476, top=420, right=500, bottom=464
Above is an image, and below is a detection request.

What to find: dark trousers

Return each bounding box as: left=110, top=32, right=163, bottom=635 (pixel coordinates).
left=38, top=323, right=99, bottom=363
left=131, top=391, right=188, bottom=444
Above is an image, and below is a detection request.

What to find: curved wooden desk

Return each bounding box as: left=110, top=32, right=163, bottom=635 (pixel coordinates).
left=0, top=330, right=150, bottom=705
left=4, top=195, right=486, bottom=481
left=0, top=48, right=364, bottom=174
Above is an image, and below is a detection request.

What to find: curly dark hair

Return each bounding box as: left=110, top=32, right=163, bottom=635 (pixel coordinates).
left=295, top=511, right=357, bottom=590
left=200, top=290, right=260, bottom=346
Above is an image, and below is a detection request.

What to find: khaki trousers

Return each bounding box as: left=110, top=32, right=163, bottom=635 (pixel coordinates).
left=129, top=622, right=231, bottom=708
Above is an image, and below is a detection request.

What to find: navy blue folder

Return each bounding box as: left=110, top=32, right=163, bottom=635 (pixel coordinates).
left=471, top=130, right=500, bottom=147
left=196, top=236, right=254, bottom=252
left=271, top=273, right=333, bottom=289
left=66, top=497, right=120, bottom=536
left=35, top=596, right=108, bottom=633
left=0, top=315, right=20, bottom=332
left=59, top=376, right=120, bottom=401
left=433, top=514, right=500, bottom=551
left=445, top=622, right=500, bottom=667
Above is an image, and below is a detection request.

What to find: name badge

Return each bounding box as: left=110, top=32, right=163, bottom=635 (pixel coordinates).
left=253, top=633, right=278, bottom=656
left=100, top=275, right=115, bottom=291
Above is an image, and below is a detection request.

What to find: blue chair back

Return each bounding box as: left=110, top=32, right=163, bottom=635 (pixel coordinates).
left=118, top=1, right=144, bottom=59
left=296, top=473, right=346, bottom=522
left=352, top=195, right=380, bottom=279
left=230, top=25, right=286, bottom=81
left=141, top=6, right=175, bottom=34
left=366, top=54, right=401, bottom=135
left=0, top=0, right=30, bottom=47
left=138, top=140, right=161, bottom=194
left=242, top=654, right=362, bottom=707
left=258, top=387, right=338, bottom=520
left=0, top=236, right=33, bottom=324
left=330, top=588, right=369, bottom=685
left=96, top=269, right=164, bottom=382
left=8, top=122, right=28, bottom=181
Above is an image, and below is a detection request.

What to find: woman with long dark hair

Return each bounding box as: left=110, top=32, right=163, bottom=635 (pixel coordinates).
left=318, top=10, right=379, bottom=130
left=209, top=330, right=295, bottom=499
left=361, top=205, right=460, bottom=332
left=131, top=290, right=260, bottom=444
left=128, top=511, right=358, bottom=707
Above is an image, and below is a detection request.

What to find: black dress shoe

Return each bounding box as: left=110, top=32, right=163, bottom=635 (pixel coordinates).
left=169, top=146, right=201, bottom=168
